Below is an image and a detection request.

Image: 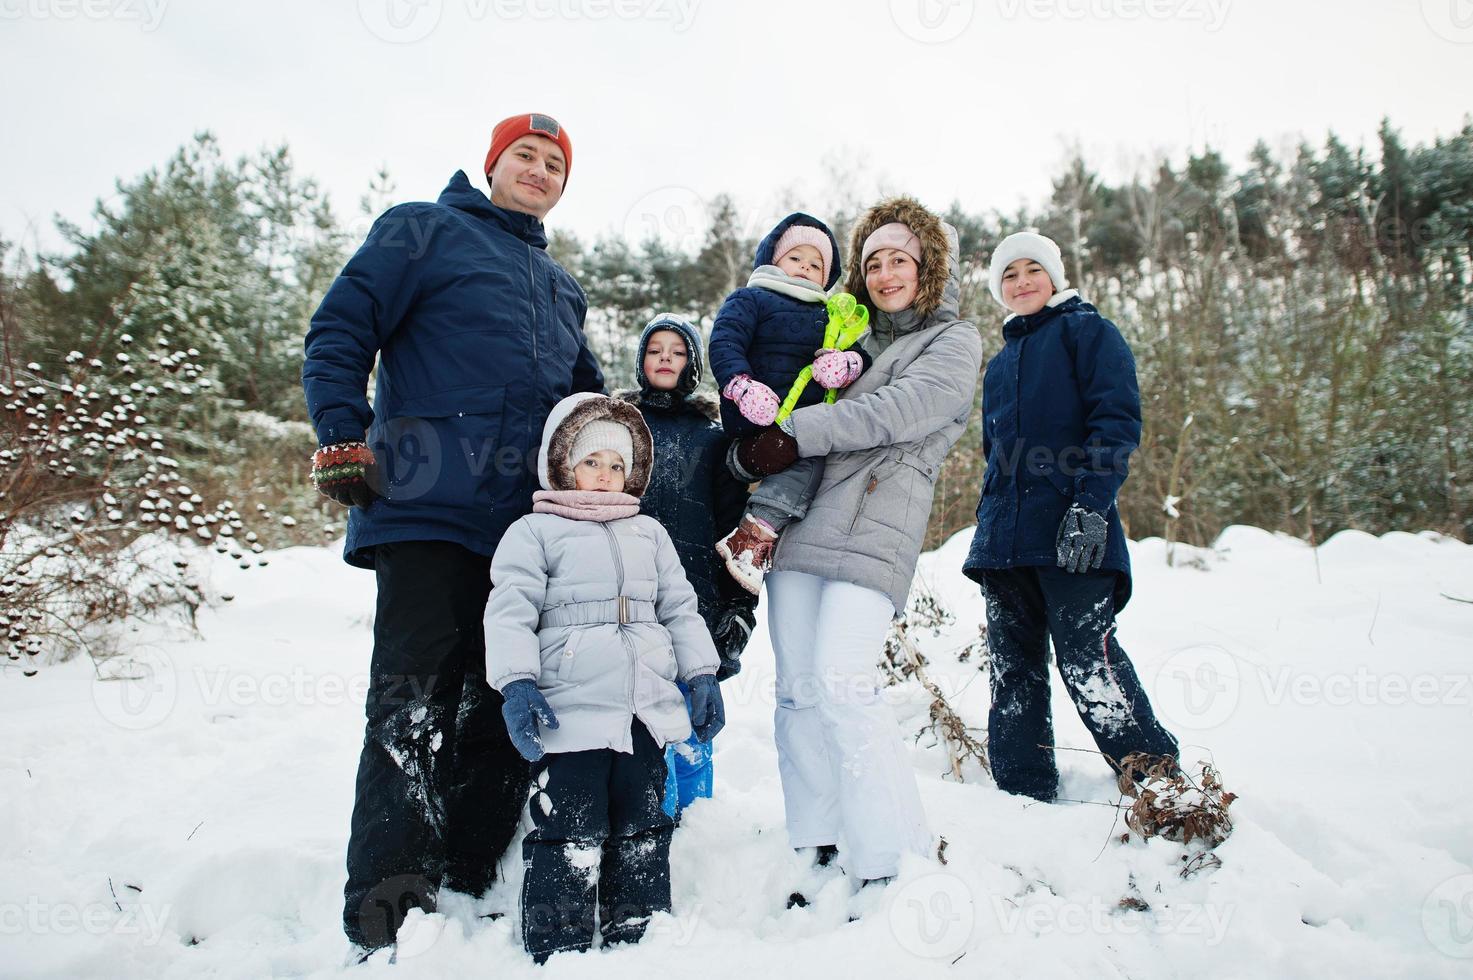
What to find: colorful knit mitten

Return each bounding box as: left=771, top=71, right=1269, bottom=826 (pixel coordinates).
left=311, top=441, right=379, bottom=508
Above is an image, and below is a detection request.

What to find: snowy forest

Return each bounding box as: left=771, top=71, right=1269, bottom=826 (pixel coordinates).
left=3, top=119, right=1471, bottom=665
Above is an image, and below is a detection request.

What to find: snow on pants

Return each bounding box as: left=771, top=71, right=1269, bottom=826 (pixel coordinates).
left=343, top=540, right=531, bottom=950
left=980, top=565, right=1179, bottom=801
left=662, top=682, right=713, bottom=819
left=521, top=721, right=674, bottom=961
left=767, top=570, right=932, bottom=880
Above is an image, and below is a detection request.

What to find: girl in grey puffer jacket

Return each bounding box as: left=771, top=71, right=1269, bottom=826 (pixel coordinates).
left=484, top=391, right=723, bottom=963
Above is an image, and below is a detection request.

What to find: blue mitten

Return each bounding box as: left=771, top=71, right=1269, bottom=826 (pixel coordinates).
left=501, top=679, right=558, bottom=762
left=686, top=673, right=726, bottom=743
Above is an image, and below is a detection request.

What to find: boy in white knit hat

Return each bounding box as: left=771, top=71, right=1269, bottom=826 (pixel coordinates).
left=962, top=231, right=1182, bottom=803
left=986, top=231, right=1071, bottom=314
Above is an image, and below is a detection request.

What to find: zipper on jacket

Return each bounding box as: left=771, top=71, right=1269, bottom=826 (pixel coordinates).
left=526, top=244, right=539, bottom=376
left=600, top=523, right=638, bottom=708
left=849, top=467, right=882, bottom=533
left=601, top=522, right=626, bottom=595
left=1011, top=339, right=1024, bottom=555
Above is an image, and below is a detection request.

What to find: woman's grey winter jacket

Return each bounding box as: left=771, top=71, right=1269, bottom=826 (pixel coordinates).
left=772, top=199, right=984, bottom=614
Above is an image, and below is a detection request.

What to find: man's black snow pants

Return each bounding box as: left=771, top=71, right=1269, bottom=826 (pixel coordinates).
left=343, top=540, right=531, bottom=950
left=980, top=565, right=1179, bottom=802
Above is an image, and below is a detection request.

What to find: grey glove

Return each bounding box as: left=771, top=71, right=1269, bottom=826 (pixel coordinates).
left=1056, top=503, right=1108, bottom=574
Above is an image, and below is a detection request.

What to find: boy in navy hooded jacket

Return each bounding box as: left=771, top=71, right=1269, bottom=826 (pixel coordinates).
left=962, top=232, right=1179, bottom=802
left=707, top=213, right=869, bottom=594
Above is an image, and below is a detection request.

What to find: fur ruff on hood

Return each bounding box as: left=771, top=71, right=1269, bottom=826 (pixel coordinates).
left=538, top=392, right=655, bottom=496
left=843, top=196, right=955, bottom=323
left=613, top=387, right=720, bottom=423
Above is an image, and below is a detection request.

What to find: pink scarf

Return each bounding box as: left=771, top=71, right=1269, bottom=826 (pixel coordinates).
left=532, top=489, right=640, bottom=523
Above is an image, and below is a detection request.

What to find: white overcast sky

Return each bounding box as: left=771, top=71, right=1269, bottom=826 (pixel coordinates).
left=3, top=0, right=1471, bottom=256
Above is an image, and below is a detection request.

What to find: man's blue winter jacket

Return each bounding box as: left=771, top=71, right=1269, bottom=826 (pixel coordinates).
left=303, top=170, right=604, bottom=568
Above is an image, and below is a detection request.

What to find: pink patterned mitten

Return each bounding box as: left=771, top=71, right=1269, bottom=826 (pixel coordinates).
left=811, top=349, right=864, bottom=390
left=722, top=374, right=780, bottom=426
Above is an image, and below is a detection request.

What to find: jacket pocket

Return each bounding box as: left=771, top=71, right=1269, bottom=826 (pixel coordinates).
left=550, top=275, right=585, bottom=361
left=641, top=644, right=678, bottom=682
left=848, top=464, right=885, bottom=533
left=555, top=631, right=582, bottom=682
left=1043, top=466, right=1076, bottom=499
left=373, top=384, right=511, bottom=507
left=393, top=383, right=506, bottom=420
left=851, top=450, right=935, bottom=534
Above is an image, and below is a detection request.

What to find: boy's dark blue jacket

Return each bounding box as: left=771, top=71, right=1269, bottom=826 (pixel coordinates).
left=302, top=170, right=605, bottom=569
left=616, top=389, right=755, bottom=637
left=706, top=213, right=856, bottom=437
left=962, top=293, right=1140, bottom=611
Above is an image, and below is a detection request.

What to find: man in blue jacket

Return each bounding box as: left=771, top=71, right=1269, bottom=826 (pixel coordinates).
left=302, top=112, right=605, bottom=954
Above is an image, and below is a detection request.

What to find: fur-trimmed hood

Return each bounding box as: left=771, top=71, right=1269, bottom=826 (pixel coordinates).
left=843, top=196, right=960, bottom=326
left=538, top=393, right=655, bottom=495
left=613, top=386, right=720, bottom=422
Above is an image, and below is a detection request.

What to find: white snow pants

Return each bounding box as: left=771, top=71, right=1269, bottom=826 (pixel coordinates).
left=767, top=570, right=932, bottom=879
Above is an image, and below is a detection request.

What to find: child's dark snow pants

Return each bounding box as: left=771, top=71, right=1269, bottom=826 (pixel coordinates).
left=343, top=540, right=531, bottom=950
left=522, top=721, right=675, bottom=962
left=980, top=565, right=1179, bottom=801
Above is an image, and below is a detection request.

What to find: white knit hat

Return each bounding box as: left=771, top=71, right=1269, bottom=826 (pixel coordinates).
left=988, top=232, right=1069, bottom=309
left=567, top=418, right=633, bottom=471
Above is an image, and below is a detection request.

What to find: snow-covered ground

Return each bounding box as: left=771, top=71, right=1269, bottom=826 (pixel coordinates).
left=3, top=525, right=1471, bottom=978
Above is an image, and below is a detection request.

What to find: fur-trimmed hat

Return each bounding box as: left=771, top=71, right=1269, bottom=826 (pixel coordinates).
left=539, top=393, right=654, bottom=495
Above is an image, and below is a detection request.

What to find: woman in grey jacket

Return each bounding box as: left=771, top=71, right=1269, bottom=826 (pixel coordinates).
left=732, top=198, right=984, bottom=886
left=484, top=392, right=724, bottom=962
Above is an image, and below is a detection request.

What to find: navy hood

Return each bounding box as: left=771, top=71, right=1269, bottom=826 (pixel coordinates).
left=437, top=170, right=549, bottom=249
left=752, top=212, right=842, bottom=290
left=636, top=313, right=704, bottom=398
